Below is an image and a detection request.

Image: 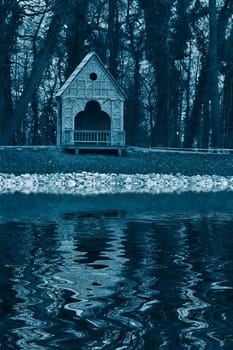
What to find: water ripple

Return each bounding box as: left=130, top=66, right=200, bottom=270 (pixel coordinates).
left=1, top=205, right=233, bottom=349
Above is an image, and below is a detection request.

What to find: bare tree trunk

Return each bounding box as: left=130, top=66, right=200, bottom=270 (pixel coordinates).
left=0, top=0, right=20, bottom=138
left=31, top=95, right=40, bottom=144
left=209, top=0, right=221, bottom=147
left=0, top=55, right=13, bottom=136
left=184, top=59, right=209, bottom=148
left=141, top=0, right=172, bottom=147
left=107, top=0, right=120, bottom=78
left=65, top=0, right=90, bottom=78
left=125, top=0, right=144, bottom=145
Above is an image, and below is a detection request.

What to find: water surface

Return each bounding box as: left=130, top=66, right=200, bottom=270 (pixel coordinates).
left=0, top=193, right=233, bottom=349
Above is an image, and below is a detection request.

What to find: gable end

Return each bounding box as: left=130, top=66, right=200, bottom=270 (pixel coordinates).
left=55, top=52, right=126, bottom=100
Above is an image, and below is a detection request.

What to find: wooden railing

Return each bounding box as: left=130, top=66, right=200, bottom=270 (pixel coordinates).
left=74, top=130, right=111, bottom=144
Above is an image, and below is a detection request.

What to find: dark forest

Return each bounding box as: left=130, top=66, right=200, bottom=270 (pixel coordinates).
left=0, top=0, right=232, bottom=148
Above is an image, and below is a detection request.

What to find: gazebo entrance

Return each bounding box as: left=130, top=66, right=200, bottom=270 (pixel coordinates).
left=74, top=101, right=111, bottom=144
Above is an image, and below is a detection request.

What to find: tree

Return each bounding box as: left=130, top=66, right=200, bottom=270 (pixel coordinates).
left=218, top=0, right=233, bottom=147
left=184, top=0, right=233, bottom=148
left=168, top=0, right=193, bottom=147
left=209, top=0, right=221, bottom=147
left=65, top=0, right=91, bottom=78
left=106, top=0, right=122, bottom=77
left=125, top=0, right=144, bottom=145
left=222, top=26, right=233, bottom=147
left=0, top=0, right=70, bottom=145
left=0, top=0, right=232, bottom=148
left=140, top=0, right=174, bottom=146
left=0, top=0, right=22, bottom=139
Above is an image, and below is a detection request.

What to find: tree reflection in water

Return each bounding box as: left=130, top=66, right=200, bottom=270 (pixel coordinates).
left=0, top=194, right=233, bottom=349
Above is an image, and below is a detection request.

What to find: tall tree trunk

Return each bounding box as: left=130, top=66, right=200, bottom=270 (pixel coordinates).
left=125, top=0, right=143, bottom=145
left=31, top=95, right=40, bottom=144
left=184, top=59, right=209, bottom=148
left=209, top=0, right=221, bottom=147
left=0, top=54, right=13, bottom=136
left=65, top=0, right=89, bottom=78
left=130, top=54, right=141, bottom=145
left=223, top=70, right=233, bottom=148
left=141, top=0, right=172, bottom=147
left=153, top=59, right=170, bottom=146
left=107, top=0, right=120, bottom=78
left=0, top=0, right=20, bottom=138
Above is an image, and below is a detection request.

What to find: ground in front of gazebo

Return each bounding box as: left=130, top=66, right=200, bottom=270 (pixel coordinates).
left=0, top=146, right=233, bottom=176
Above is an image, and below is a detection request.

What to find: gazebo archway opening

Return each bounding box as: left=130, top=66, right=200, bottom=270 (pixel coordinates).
left=74, top=100, right=111, bottom=144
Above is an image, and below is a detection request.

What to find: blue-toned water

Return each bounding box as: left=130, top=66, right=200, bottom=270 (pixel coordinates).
left=0, top=192, right=233, bottom=349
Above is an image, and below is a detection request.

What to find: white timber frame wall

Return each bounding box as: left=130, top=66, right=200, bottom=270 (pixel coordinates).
left=56, top=52, right=126, bottom=146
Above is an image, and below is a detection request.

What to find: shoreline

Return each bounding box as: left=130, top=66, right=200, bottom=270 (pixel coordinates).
left=1, top=146, right=233, bottom=176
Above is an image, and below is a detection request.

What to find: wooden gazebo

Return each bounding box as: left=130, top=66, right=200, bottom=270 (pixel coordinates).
left=55, top=52, right=126, bottom=154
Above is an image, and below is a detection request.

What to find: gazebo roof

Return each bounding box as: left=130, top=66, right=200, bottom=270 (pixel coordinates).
left=55, top=52, right=126, bottom=99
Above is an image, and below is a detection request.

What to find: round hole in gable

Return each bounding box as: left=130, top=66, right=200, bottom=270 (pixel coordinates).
left=90, top=72, right=98, bottom=81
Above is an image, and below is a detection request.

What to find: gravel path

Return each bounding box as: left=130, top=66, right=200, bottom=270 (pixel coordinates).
left=0, top=146, right=233, bottom=176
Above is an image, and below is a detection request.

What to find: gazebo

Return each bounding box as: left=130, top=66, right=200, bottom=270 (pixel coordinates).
left=55, top=52, right=126, bottom=155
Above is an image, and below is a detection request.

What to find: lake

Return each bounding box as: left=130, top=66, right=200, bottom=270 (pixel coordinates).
left=0, top=192, right=233, bottom=349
